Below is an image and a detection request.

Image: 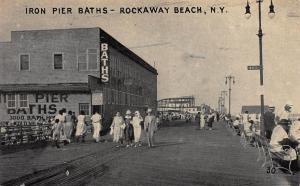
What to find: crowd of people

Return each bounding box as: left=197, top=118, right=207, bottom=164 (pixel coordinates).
left=50, top=108, right=158, bottom=149
left=229, top=103, right=300, bottom=172
left=194, top=110, right=220, bottom=130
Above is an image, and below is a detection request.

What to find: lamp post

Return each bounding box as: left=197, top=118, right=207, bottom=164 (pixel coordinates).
left=225, top=76, right=235, bottom=115
left=245, top=0, right=275, bottom=136
left=218, top=97, right=222, bottom=113
left=221, top=90, right=227, bottom=114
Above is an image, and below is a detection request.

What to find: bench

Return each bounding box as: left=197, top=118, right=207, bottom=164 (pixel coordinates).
left=254, top=134, right=296, bottom=175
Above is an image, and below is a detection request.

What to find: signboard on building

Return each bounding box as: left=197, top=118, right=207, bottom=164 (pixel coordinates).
left=92, top=92, right=103, bottom=105
left=100, top=42, right=110, bottom=83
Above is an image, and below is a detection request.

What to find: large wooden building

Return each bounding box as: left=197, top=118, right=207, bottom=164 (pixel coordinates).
left=0, top=28, right=157, bottom=128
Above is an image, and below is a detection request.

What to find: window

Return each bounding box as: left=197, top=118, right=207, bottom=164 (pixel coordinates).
left=77, top=49, right=98, bottom=71
left=7, top=94, right=16, bottom=108
left=19, top=94, right=28, bottom=108
left=20, top=54, right=30, bottom=71
left=53, top=53, right=63, bottom=70
left=88, top=49, right=97, bottom=70
left=78, top=54, right=87, bottom=71
left=79, top=103, right=90, bottom=115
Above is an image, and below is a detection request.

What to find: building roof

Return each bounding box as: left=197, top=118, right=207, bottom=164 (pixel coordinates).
left=158, top=96, right=195, bottom=102
left=99, top=28, right=158, bottom=75
left=0, top=83, right=90, bottom=93
left=241, top=105, right=269, bottom=114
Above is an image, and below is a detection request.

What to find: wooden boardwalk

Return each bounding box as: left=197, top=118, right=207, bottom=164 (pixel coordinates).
left=1, top=121, right=299, bottom=185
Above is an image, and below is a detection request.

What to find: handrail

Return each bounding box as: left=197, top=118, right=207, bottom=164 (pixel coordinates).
left=0, top=124, right=52, bottom=146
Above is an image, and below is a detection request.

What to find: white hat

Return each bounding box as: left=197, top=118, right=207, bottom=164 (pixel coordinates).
left=126, top=110, right=132, bottom=115
left=135, top=111, right=140, bottom=115
left=146, top=108, right=152, bottom=113
left=286, top=102, right=293, bottom=107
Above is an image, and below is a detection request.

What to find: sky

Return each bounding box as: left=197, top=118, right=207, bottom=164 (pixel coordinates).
left=0, top=0, right=300, bottom=114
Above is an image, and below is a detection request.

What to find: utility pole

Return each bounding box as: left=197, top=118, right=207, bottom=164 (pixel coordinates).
left=225, top=76, right=235, bottom=115
left=221, top=90, right=227, bottom=114
left=245, top=0, right=275, bottom=135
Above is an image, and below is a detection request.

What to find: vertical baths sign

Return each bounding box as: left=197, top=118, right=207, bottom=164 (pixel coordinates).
left=100, top=41, right=109, bottom=83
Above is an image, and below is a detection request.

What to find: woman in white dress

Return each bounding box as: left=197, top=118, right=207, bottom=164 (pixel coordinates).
left=110, top=112, right=125, bottom=147
left=200, top=111, right=205, bottom=130
left=91, top=111, right=102, bottom=143
left=131, top=111, right=143, bottom=147
left=64, top=110, right=74, bottom=143
left=75, top=111, right=86, bottom=143
left=54, top=109, right=65, bottom=142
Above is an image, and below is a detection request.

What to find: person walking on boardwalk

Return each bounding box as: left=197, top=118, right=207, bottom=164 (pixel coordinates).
left=61, top=108, right=68, bottom=144
left=91, top=111, right=102, bottom=143
left=64, top=111, right=74, bottom=143
left=110, top=112, right=125, bottom=147
left=54, top=109, right=66, bottom=144
left=131, top=111, right=143, bottom=147
left=144, top=108, right=157, bottom=148
left=207, top=111, right=215, bottom=130
left=200, top=110, right=206, bottom=130
left=75, top=111, right=87, bottom=143
left=52, top=119, right=62, bottom=148
left=195, top=112, right=200, bottom=130
left=124, top=110, right=134, bottom=147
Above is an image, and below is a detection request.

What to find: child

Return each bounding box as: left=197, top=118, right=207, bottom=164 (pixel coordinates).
left=52, top=119, right=62, bottom=148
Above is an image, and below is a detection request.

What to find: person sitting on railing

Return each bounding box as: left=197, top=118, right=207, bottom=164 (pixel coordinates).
left=243, top=118, right=253, bottom=136
left=247, top=120, right=256, bottom=145
left=270, top=119, right=298, bottom=171
left=233, top=117, right=241, bottom=135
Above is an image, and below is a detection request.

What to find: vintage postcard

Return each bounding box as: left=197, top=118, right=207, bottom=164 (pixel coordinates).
left=0, top=0, right=300, bottom=185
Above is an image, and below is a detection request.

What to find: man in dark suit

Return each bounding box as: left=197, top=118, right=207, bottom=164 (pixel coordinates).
left=264, top=107, right=276, bottom=139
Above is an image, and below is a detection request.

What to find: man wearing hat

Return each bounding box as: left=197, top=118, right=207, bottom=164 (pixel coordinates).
left=144, top=108, right=157, bottom=147
left=124, top=110, right=134, bottom=147
left=263, top=106, right=276, bottom=139
left=270, top=118, right=298, bottom=171
left=279, top=103, right=293, bottom=123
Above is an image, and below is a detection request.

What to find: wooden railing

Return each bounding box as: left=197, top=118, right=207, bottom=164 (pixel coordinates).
left=0, top=123, right=52, bottom=146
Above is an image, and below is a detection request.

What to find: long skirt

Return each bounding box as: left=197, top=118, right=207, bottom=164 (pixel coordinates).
left=200, top=119, right=205, bottom=129
left=146, top=130, right=155, bottom=147
left=208, top=121, right=213, bottom=128
left=124, top=124, right=134, bottom=142
left=64, top=122, right=73, bottom=141
left=75, top=122, right=86, bottom=136
left=134, top=127, right=141, bottom=143
left=92, top=122, right=101, bottom=142
left=113, top=126, right=123, bottom=143
left=60, top=123, right=67, bottom=141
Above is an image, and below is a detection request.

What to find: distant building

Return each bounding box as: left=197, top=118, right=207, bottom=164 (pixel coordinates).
left=0, top=28, right=157, bottom=128
left=157, top=96, right=200, bottom=114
